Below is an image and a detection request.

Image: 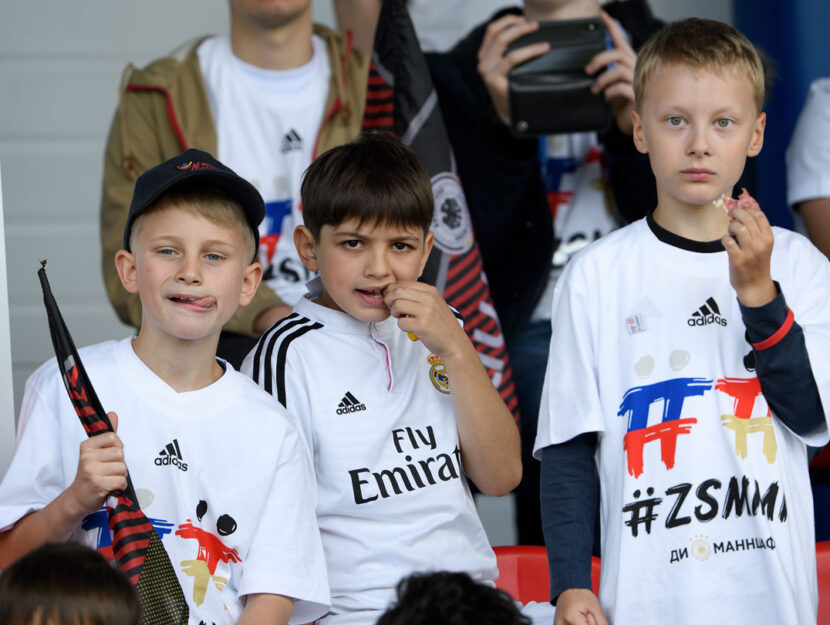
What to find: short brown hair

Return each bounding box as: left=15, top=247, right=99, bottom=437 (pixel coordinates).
left=0, top=542, right=141, bottom=625
left=300, top=133, right=434, bottom=240
left=634, top=18, right=765, bottom=113
left=130, top=187, right=257, bottom=261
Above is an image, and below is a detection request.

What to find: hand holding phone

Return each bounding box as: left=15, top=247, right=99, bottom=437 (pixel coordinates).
left=506, top=16, right=611, bottom=136
left=476, top=13, right=552, bottom=127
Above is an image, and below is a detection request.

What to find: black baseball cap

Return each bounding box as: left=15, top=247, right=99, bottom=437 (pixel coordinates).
left=123, top=148, right=265, bottom=261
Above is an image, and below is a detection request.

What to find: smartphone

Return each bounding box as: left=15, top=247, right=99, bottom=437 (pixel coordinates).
left=506, top=17, right=611, bottom=136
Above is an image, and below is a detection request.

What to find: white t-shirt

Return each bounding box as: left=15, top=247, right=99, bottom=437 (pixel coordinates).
left=531, top=132, right=620, bottom=322
left=0, top=338, right=329, bottom=625
left=534, top=218, right=830, bottom=625
left=407, top=0, right=506, bottom=52
left=787, top=77, right=830, bottom=208
left=198, top=35, right=331, bottom=305
left=242, top=285, right=498, bottom=625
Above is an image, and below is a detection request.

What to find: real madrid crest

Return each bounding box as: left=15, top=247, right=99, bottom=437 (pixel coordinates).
left=427, top=354, right=450, bottom=394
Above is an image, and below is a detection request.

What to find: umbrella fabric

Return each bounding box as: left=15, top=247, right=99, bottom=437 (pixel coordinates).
left=362, top=0, right=519, bottom=419
left=38, top=265, right=188, bottom=624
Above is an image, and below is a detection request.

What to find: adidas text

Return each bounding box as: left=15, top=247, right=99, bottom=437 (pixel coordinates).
left=687, top=314, right=727, bottom=327
left=155, top=455, right=188, bottom=471
left=337, top=404, right=366, bottom=415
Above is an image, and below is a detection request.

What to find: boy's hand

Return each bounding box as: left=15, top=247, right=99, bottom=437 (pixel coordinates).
left=65, top=411, right=128, bottom=516
left=383, top=282, right=469, bottom=360
left=477, top=14, right=550, bottom=126
left=585, top=11, right=638, bottom=135
left=555, top=589, right=609, bottom=625
left=722, top=203, right=777, bottom=307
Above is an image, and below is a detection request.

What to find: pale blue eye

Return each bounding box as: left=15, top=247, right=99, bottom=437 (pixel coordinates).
left=716, top=119, right=732, bottom=128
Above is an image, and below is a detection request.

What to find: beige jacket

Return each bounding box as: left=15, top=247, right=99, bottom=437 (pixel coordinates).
left=100, top=25, right=369, bottom=335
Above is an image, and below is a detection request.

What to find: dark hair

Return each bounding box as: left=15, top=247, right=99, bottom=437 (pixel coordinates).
left=0, top=543, right=141, bottom=625
left=376, top=571, right=531, bottom=625
left=300, top=133, right=434, bottom=240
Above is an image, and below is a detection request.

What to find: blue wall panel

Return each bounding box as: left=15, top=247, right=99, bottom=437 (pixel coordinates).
left=734, top=0, right=830, bottom=229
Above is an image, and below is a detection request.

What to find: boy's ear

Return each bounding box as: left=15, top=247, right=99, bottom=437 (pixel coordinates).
left=746, top=112, right=766, bottom=158
left=631, top=109, right=649, bottom=154
left=238, top=261, right=263, bottom=307
left=114, top=250, right=139, bottom=294
left=418, top=232, right=435, bottom=278
left=294, top=225, right=319, bottom=272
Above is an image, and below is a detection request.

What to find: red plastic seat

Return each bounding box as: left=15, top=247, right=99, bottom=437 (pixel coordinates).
left=819, top=541, right=830, bottom=624
left=496, top=542, right=830, bottom=615
left=493, top=545, right=600, bottom=603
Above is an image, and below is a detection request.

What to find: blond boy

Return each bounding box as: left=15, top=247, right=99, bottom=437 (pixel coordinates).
left=536, top=19, right=830, bottom=625
left=0, top=149, right=329, bottom=625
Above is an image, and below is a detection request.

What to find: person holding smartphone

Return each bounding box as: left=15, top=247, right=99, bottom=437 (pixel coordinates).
left=424, top=0, right=663, bottom=548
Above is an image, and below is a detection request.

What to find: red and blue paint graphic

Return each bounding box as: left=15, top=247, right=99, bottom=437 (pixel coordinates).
left=618, top=375, right=777, bottom=478
left=618, top=377, right=710, bottom=478
left=540, top=142, right=605, bottom=221
left=82, top=508, right=175, bottom=561
left=260, top=199, right=292, bottom=268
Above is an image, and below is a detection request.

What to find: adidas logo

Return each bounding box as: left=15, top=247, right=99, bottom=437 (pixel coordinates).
left=336, top=391, right=367, bottom=415
left=687, top=297, right=727, bottom=327
left=281, top=129, right=303, bottom=153
left=154, top=439, right=188, bottom=471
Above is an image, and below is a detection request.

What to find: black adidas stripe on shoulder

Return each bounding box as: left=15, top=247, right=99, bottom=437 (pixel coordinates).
left=449, top=305, right=463, bottom=322
left=251, top=312, right=300, bottom=384
left=252, top=313, right=323, bottom=407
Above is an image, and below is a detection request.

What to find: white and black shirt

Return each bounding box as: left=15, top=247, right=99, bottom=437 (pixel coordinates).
left=243, top=285, right=497, bottom=624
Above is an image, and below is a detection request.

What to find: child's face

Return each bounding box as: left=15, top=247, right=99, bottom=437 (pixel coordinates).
left=295, top=218, right=434, bottom=323
left=632, top=62, right=765, bottom=210
left=116, top=205, right=261, bottom=344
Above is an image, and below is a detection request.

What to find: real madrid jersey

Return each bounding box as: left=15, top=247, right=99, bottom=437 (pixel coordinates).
left=243, top=286, right=497, bottom=624
left=534, top=217, right=830, bottom=625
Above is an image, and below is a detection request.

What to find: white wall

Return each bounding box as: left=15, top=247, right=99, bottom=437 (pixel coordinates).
left=0, top=1, right=337, bottom=430
left=0, top=0, right=726, bottom=461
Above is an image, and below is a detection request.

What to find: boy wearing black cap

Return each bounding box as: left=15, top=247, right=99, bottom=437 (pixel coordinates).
left=0, top=149, right=330, bottom=625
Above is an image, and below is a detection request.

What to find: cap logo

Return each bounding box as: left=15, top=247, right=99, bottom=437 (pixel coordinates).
left=176, top=161, right=217, bottom=171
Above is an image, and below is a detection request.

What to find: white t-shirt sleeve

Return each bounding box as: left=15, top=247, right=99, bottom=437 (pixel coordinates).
left=534, top=261, right=605, bottom=457
left=281, top=359, right=315, bottom=464
left=0, top=368, right=76, bottom=533
left=235, top=421, right=329, bottom=623
left=786, top=77, right=830, bottom=207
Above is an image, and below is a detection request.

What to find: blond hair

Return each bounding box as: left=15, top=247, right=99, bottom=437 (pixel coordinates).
left=130, top=188, right=257, bottom=261
left=634, top=18, right=765, bottom=113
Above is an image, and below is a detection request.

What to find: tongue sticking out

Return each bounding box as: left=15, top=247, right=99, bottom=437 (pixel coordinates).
left=172, top=295, right=215, bottom=309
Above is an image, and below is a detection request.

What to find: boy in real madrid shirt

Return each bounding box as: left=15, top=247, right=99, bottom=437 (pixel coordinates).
left=535, top=19, right=830, bottom=625
left=243, top=133, right=522, bottom=625
left=0, top=149, right=329, bottom=625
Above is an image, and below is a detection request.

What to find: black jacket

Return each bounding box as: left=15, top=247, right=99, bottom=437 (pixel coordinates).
left=426, top=0, right=663, bottom=339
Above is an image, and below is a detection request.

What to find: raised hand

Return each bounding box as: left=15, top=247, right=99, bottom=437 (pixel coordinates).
left=477, top=14, right=550, bottom=126
left=585, top=11, right=638, bottom=135
left=65, top=411, right=128, bottom=515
